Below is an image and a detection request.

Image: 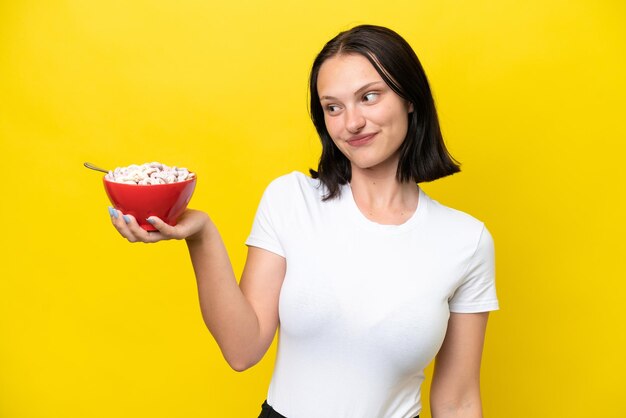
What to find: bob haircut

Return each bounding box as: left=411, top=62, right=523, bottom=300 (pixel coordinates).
left=309, top=25, right=460, bottom=200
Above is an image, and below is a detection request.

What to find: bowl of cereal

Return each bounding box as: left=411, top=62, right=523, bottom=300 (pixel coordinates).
left=103, top=162, right=197, bottom=231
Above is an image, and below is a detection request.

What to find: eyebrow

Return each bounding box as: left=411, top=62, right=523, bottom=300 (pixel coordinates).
left=320, top=81, right=384, bottom=101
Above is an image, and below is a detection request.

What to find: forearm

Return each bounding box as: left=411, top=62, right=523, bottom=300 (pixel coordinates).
left=186, top=219, right=263, bottom=370
left=431, top=312, right=489, bottom=418
left=430, top=389, right=483, bottom=418
left=432, top=403, right=482, bottom=418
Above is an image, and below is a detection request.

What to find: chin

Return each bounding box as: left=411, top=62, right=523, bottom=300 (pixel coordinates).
left=351, top=160, right=386, bottom=172
left=349, top=157, right=376, bottom=169
left=351, top=155, right=399, bottom=172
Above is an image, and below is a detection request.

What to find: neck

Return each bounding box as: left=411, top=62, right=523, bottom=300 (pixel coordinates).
left=349, top=162, right=419, bottom=225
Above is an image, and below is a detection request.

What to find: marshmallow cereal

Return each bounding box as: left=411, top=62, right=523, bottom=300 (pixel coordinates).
left=105, top=162, right=195, bottom=185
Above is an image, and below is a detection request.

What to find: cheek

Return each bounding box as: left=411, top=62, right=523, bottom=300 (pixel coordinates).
left=367, top=105, right=398, bottom=128
left=384, top=108, right=410, bottom=138
left=395, top=114, right=410, bottom=137
left=324, top=116, right=342, bottom=139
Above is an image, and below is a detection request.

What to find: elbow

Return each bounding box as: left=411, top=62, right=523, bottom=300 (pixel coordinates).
left=224, top=353, right=261, bottom=372
left=228, top=360, right=254, bottom=372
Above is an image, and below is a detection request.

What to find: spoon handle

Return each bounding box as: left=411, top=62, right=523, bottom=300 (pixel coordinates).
left=84, top=162, right=110, bottom=174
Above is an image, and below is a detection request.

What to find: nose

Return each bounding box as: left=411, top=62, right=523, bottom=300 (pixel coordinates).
left=345, top=107, right=366, bottom=133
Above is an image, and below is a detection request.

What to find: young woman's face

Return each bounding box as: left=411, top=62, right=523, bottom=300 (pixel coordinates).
left=317, top=53, right=413, bottom=173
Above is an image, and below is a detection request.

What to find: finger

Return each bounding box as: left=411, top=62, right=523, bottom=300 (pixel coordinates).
left=108, top=206, right=140, bottom=242
left=146, top=216, right=185, bottom=240
left=123, top=214, right=167, bottom=243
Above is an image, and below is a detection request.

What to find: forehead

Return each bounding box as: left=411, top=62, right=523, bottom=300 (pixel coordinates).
left=317, top=54, right=384, bottom=96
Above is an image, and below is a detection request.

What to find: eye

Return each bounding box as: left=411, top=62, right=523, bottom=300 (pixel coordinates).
left=324, top=104, right=341, bottom=114
left=363, top=92, right=379, bottom=103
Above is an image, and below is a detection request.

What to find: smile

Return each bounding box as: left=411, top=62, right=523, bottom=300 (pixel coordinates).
left=346, top=133, right=377, bottom=147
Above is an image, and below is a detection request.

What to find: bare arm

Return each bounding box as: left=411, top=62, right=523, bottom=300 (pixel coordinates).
left=186, top=218, right=285, bottom=371
left=430, top=312, right=490, bottom=418
left=110, top=209, right=285, bottom=371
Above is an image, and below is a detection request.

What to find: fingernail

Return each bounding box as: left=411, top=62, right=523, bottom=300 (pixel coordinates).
left=108, top=207, right=118, bottom=219
left=146, top=217, right=155, bottom=225
left=123, top=215, right=131, bottom=224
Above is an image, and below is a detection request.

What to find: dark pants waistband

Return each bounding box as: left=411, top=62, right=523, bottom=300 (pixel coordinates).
left=259, top=400, right=287, bottom=418
left=258, top=400, right=419, bottom=418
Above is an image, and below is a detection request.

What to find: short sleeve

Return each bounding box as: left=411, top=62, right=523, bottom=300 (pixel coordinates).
left=245, top=181, right=286, bottom=258
left=449, top=225, right=499, bottom=313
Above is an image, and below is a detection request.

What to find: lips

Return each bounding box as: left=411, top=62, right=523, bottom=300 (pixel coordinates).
left=346, top=132, right=377, bottom=147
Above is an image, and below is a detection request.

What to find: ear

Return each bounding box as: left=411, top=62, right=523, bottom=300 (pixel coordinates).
left=407, top=101, right=414, bottom=113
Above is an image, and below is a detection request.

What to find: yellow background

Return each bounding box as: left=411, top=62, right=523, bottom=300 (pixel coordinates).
left=1, top=0, right=624, bottom=417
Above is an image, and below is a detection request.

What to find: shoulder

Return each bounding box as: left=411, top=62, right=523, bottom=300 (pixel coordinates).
left=253, top=172, right=329, bottom=232
left=263, top=171, right=326, bottom=201
left=423, top=192, right=490, bottom=244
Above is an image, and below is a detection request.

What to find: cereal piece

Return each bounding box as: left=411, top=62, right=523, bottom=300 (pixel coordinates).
left=106, top=162, right=194, bottom=184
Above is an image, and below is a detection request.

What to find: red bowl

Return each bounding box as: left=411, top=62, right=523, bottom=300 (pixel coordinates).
left=103, top=176, right=197, bottom=231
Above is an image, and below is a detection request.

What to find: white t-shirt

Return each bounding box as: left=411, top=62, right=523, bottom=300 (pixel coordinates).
left=245, top=172, right=499, bottom=418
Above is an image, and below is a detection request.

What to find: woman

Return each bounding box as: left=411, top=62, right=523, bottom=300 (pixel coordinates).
left=109, top=25, right=498, bottom=418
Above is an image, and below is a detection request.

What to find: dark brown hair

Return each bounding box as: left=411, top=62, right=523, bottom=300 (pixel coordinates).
left=309, top=25, right=460, bottom=200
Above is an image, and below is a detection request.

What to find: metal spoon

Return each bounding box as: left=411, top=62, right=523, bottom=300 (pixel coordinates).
left=83, top=162, right=110, bottom=174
